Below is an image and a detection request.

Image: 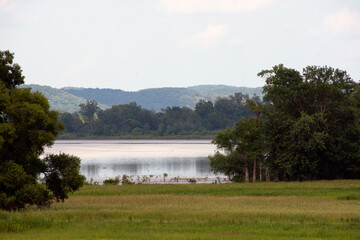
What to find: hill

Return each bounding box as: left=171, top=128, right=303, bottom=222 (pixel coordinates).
left=22, top=84, right=263, bottom=112
left=188, top=85, right=263, bottom=99
left=62, top=85, right=263, bottom=112
left=22, top=85, right=109, bottom=113
left=62, top=87, right=200, bottom=112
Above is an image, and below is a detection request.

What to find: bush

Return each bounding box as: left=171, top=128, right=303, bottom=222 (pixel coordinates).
left=187, top=178, right=197, bottom=184
left=121, top=175, right=134, bottom=185
left=103, top=177, right=120, bottom=185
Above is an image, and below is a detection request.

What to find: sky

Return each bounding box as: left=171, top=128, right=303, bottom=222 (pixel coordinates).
left=1, top=0, right=360, bottom=91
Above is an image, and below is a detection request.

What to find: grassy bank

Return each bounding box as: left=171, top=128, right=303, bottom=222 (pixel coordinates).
left=1, top=181, right=360, bottom=239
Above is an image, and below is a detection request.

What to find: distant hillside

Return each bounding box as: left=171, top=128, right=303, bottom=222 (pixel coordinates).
left=20, top=84, right=263, bottom=112
left=22, top=85, right=109, bottom=113
left=62, top=87, right=201, bottom=111
left=188, top=85, right=263, bottom=99
left=62, top=85, right=263, bottom=112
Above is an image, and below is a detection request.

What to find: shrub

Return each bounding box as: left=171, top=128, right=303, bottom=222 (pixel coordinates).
left=103, top=177, right=120, bottom=185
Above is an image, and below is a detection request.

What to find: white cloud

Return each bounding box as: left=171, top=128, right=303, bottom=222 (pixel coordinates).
left=323, top=8, right=360, bottom=32
left=182, top=24, right=229, bottom=48
left=158, top=0, right=273, bottom=14
left=0, top=0, right=8, bottom=7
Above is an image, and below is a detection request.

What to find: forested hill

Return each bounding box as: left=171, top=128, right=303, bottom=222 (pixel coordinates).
left=63, top=85, right=263, bottom=112
left=21, top=85, right=109, bottom=113
left=62, top=87, right=200, bottom=112
left=23, top=84, right=263, bottom=112
left=188, top=85, right=263, bottom=99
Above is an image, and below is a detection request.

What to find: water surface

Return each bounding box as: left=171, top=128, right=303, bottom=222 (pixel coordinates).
left=45, top=139, right=219, bottom=181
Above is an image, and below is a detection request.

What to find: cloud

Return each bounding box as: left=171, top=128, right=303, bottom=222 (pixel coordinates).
left=0, top=0, right=8, bottom=7
left=158, top=0, right=273, bottom=14
left=323, top=8, right=360, bottom=32
left=182, top=24, right=229, bottom=48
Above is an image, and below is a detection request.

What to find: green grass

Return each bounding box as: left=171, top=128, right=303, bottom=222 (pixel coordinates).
left=1, top=180, right=360, bottom=239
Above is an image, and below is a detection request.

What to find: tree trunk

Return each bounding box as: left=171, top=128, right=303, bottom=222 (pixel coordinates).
left=245, top=164, right=249, bottom=182
left=252, top=159, right=256, bottom=182
left=259, top=162, right=262, bottom=182
left=274, top=176, right=279, bottom=182
left=265, top=167, right=270, bottom=182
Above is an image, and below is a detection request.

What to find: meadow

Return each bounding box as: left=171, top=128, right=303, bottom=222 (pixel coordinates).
left=1, top=180, right=360, bottom=239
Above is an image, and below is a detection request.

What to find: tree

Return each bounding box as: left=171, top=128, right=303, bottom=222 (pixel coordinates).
left=79, top=100, right=100, bottom=132
left=0, top=50, right=85, bottom=210
left=0, top=50, right=24, bottom=88
left=210, top=117, right=265, bottom=182
left=210, top=65, right=360, bottom=182
left=259, top=64, right=360, bottom=180
left=210, top=128, right=244, bottom=181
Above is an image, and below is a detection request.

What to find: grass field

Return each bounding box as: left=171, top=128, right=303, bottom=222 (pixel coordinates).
left=1, top=180, right=360, bottom=239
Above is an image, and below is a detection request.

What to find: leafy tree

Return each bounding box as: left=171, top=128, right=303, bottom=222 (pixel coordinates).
left=59, top=112, right=83, bottom=134
left=210, top=128, right=243, bottom=181
left=0, top=50, right=24, bottom=88
left=79, top=100, right=100, bottom=132
left=43, top=154, right=85, bottom=201
left=260, top=64, right=360, bottom=180
left=0, top=50, right=84, bottom=210
left=210, top=117, right=265, bottom=182
left=195, top=100, right=215, bottom=129
left=211, top=65, right=360, bottom=182
left=94, top=102, right=159, bottom=135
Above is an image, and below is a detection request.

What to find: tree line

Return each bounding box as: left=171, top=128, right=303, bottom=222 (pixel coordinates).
left=211, top=65, right=360, bottom=181
left=59, top=93, right=260, bottom=138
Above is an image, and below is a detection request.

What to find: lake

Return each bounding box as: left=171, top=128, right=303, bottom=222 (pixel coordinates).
left=44, top=139, right=226, bottom=183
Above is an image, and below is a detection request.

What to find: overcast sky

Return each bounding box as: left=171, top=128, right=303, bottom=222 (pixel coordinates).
left=1, top=0, right=360, bottom=91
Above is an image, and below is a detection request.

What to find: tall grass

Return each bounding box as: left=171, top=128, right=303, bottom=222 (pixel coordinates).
left=1, top=180, right=360, bottom=239
left=77, top=180, right=360, bottom=198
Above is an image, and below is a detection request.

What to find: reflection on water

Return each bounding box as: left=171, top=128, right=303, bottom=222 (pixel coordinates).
left=45, top=140, right=218, bottom=179
left=81, top=157, right=211, bottom=179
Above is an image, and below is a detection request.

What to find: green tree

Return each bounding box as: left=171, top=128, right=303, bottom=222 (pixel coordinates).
left=79, top=100, right=100, bottom=132
left=210, top=117, right=265, bottom=182
left=260, top=64, right=360, bottom=180
left=210, top=128, right=244, bottom=181
left=0, top=50, right=24, bottom=88
left=0, top=50, right=85, bottom=210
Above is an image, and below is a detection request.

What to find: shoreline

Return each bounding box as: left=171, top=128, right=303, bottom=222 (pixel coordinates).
left=56, top=135, right=217, bottom=141
left=86, top=175, right=231, bottom=185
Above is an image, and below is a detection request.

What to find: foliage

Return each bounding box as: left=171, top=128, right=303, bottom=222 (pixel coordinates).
left=42, top=154, right=85, bottom=201
left=121, top=175, right=134, bottom=185
left=210, top=116, right=265, bottom=182
left=0, top=50, right=24, bottom=88
left=103, top=177, right=120, bottom=185
left=211, top=65, right=360, bottom=182
left=187, top=178, right=197, bottom=184
left=0, top=161, right=52, bottom=210
left=78, top=100, right=100, bottom=132
left=0, top=50, right=84, bottom=210
left=59, top=93, right=258, bottom=137
left=260, top=65, right=360, bottom=180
